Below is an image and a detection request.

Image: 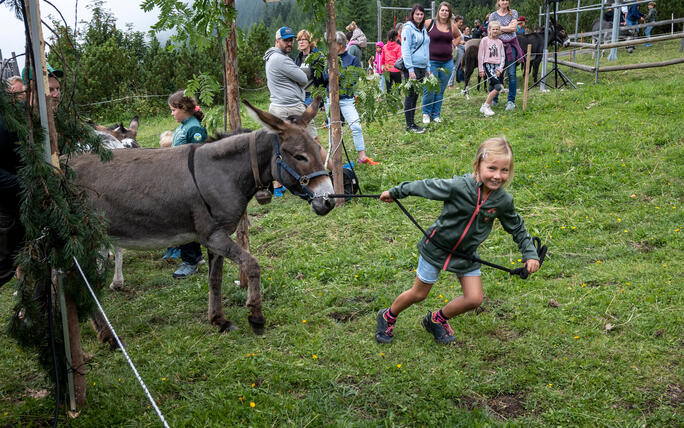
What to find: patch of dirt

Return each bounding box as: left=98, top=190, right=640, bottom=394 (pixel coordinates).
left=486, top=393, right=527, bottom=419
left=665, top=383, right=682, bottom=407
left=631, top=240, right=658, bottom=253
left=458, top=395, right=478, bottom=410
left=487, top=328, right=519, bottom=342
left=329, top=311, right=359, bottom=323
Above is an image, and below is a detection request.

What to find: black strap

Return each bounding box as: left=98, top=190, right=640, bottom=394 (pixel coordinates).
left=187, top=144, right=214, bottom=216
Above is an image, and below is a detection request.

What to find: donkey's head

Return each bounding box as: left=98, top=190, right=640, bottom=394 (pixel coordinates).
left=95, top=116, right=140, bottom=148
left=242, top=99, right=334, bottom=216
left=549, top=18, right=570, bottom=47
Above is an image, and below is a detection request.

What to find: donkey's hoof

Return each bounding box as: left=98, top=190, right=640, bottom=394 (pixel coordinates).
left=109, top=281, right=124, bottom=291
left=248, top=315, right=266, bottom=335
left=219, top=321, right=238, bottom=333
left=109, top=339, right=127, bottom=351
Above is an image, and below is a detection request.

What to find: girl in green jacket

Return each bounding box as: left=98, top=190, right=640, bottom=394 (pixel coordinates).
left=375, top=137, right=540, bottom=344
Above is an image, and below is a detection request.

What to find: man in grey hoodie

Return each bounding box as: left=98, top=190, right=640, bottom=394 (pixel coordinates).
left=263, top=26, right=326, bottom=196
left=263, top=26, right=317, bottom=141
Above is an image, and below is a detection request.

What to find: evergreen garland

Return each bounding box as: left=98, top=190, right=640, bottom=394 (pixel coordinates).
left=1, top=87, right=112, bottom=389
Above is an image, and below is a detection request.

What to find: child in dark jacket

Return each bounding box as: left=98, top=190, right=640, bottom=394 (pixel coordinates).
left=375, top=137, right=540, bottom=344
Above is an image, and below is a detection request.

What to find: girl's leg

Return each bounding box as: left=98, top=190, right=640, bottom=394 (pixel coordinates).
left=441, top=275, right=484, bottom=318
left=390, top=277, right=434, bottom=315
left=486, top=89, right=498, bottom=105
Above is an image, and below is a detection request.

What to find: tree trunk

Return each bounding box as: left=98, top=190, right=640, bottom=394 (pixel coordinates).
left=223, top=0, right=249, bottom=288
left=326, top=0, right=345, bottom=207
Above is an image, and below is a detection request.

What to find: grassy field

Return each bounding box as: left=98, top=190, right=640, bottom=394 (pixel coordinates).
left=1, top=41, right=682, bottom=426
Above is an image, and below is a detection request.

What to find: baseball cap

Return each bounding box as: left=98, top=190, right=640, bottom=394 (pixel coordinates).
left=518, top=16, right=526, bottom=22
left=21, top=62, right=64, bottom=84
left=275, top=27, right=295, bottom=40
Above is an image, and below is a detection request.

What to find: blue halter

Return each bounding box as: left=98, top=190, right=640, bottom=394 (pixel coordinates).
left=273, top=134, right=328, bottom=200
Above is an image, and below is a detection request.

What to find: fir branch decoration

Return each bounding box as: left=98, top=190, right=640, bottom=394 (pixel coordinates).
left=2, top=87, right=112, bottom=389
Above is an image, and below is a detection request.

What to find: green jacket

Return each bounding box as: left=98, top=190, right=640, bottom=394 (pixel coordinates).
left=389, top=174, right=539, bottom=274
left=172, top=116, right=207, bottom=146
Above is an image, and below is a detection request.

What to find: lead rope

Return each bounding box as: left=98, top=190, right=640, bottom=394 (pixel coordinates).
left=326, top=193, right=547, bottom=279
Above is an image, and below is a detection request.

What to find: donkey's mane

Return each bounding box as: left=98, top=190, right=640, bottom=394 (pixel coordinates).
left=203, top=127, right=272, bottom=159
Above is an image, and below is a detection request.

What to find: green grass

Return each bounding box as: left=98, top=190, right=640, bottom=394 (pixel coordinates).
left=1, top=41, right=682, bottom=426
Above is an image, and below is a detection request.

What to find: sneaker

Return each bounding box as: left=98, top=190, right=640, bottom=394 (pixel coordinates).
left=162, top=247, right=181, bottom=259
left=505, top=101, right=516, bottom=111
left=480, top=104, right=495, bottom=117
left=422, top=114, right=430, bottom=124
left=407, top=125, right=425, bottom=134
left=375, top=309, right=395, bottom=343
left=358, top=157, right=380, bottom=165
left=432, top=116, right=442, bottom=123
left=422, top=311, right=457, bottom=344
left=173, top=261, right=198, bottom=279
left=273, top=186, right=286, bottom=198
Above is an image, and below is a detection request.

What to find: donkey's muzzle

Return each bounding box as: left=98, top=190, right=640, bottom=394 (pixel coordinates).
left=310, top=195, right=335, bottom=216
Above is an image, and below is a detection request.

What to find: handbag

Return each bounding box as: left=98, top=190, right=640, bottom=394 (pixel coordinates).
left=394, top=22, right=430, bottom=72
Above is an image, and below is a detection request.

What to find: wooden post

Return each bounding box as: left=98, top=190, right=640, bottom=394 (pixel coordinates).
left=25, top=0, right=86, bottom=409
left=522, top=44, right=532, bottom=111
left=223, top=0, right=250, bottom=288
left=326, top=0, right=345, bottom=207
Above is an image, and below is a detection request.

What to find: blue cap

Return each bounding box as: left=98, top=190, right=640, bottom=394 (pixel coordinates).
left=275, top=27, right=295, bottom=40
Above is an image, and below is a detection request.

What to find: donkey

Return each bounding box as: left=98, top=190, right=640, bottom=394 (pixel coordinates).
left=590, top=19, right=637, bottom=57
left=461, top=38, right=482, bottom=99
left=70, top=100, right=334, bottom=336
left=518, top=19, right=570, bottom=84
left=91, top=116, right=140, bottom=149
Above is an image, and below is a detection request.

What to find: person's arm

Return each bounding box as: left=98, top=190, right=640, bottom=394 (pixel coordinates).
left=478, top=38, right=487, bottom=73
left=401, top=29, right=415, bottom=73
left=389, top=178, right=456, bottom=201
left=498, top=197, right=539, bottom=264
left=497, top=41, right=505, bottom=74
left=185, top=126, right=207, bottom=144
left=453, top=27, right=462, bottom=47
left=280, top=55, right=309, bottom=86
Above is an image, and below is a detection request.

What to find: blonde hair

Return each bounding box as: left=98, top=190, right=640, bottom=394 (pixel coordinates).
left=297, top=29, right=311, bottom=41
left=346, top=21, right=358, bottom=32
left=488, top=21, right=501, bottom=30
left=473, top=137, right=514, bottom=184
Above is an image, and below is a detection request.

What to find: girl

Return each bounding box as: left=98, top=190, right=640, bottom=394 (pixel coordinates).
left=375, top=137, right=540, bottom=344
left=422, top=2, right=457, bottom=124
left=401, top=4, right=431, bottom=134
left=381, top=29, right=403, bottom=92
left=477, top=21, right=505, bottom=117
left=488, top=0, right=523, bottom=111
left=373, top=41, right=385, bottom=92
left=167, top=90, right=207, bottom=279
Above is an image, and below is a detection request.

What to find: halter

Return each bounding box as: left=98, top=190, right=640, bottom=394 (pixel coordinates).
left=272, top=134, right=328, bottom=200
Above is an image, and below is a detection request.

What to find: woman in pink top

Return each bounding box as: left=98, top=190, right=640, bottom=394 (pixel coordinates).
left=381, top=29, right=403, bottom=92
left=421, top=2, right=459, bottom=124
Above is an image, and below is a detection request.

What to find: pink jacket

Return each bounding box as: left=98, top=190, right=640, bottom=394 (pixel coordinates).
left=478, top=36, right=505, bottom=72
left=382, top=41, right=402, bottom=73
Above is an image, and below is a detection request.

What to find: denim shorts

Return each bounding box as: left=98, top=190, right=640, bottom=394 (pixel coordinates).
left=416, top=255, right=481, bottom=284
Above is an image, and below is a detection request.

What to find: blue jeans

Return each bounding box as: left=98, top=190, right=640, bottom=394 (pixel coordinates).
left=422, top=59, right=454, bottom=119
left=494, top=47, right=517, bottom=104
left=378, top=73, right=386, bottom=93
left=644, top=25, right=653, bottom=44
left=326, top=97, right=365, bottom=152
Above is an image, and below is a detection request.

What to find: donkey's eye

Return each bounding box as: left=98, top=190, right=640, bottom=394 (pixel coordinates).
left=294, top=155, right=308, bottom=162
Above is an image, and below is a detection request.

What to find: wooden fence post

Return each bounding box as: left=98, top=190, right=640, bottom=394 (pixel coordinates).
left=523, top=44, right=532, bottom=111
left=326, top=0, right=345, bottom=207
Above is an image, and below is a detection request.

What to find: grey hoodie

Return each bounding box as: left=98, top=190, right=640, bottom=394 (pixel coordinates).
left=263, top=47, right=308, bottom=107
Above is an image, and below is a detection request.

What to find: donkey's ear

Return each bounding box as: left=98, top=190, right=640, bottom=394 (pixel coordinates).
left=128, top=115, right=139, bottom=134
left=298, top=96, right=321, bottom=125
left=242, top=99, right=289, bottom=133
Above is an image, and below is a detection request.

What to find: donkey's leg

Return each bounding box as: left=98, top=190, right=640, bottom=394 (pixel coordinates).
left=109, top=246, right=124, bottom=290
left=90, top=310, right=124, bottom=350
left=207, top=250, right=237, bottom=333
left=206, top=232, right=265, bottom=335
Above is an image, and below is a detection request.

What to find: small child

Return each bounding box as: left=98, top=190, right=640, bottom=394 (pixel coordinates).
left=166, top=90, right=207, bottom=278
left=478, top=21, right=505, bottom=117
left=375, top=137, right=540, bottom=344
left=644, top=2, right=657, bottom=46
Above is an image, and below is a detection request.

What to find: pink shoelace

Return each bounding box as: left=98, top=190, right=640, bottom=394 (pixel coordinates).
left=385, top=323, right=395, bottom=336
left=441, top=321, right=454, bottom=336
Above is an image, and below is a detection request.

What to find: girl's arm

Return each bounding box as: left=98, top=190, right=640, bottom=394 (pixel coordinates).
left=498, top=199, right=539, bottom=263
left=478, top=38, right=487, bottom=71
left=389, top=178, right=456, bottom=201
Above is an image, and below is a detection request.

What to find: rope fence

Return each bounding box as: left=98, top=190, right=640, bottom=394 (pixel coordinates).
left=72, top=256, right=170, bottom=428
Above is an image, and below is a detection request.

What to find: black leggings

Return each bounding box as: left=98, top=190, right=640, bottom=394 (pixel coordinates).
left=386, top=71, right=402, bottom=92
left=402, top=67, right=427, bottom=127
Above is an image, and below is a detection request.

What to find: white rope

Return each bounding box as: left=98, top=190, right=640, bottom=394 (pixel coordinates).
left=72, top=256, right=170, bottom=428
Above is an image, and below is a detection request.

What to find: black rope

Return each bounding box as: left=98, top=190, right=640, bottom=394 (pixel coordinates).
left=326, top=193, right=547, bottom=279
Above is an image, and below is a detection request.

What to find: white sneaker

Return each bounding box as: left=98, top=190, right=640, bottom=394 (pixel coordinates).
left=422, top=114, right=430, bottom=124
left=480, top=104, right=495, bottom=117
left=432, top=116, right=442, bottom=123
left=505, top=101, right=516, bottom=111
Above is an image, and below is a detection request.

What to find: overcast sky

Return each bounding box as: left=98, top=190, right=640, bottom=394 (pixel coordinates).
left=1, top=0, right=166, bottom=71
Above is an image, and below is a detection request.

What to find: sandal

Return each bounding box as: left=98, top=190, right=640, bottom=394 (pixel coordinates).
left=358, top=157, right=379, bottom=165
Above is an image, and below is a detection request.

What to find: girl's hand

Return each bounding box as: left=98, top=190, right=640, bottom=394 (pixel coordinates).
left=478, top=70, right=485, bottom=77
left=379, top=191, right=395, bottom=203
left=525, top=259, right=540, bottom=274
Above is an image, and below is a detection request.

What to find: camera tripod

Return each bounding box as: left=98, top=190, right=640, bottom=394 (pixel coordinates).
left=531, top=0, right=577, bottom=90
